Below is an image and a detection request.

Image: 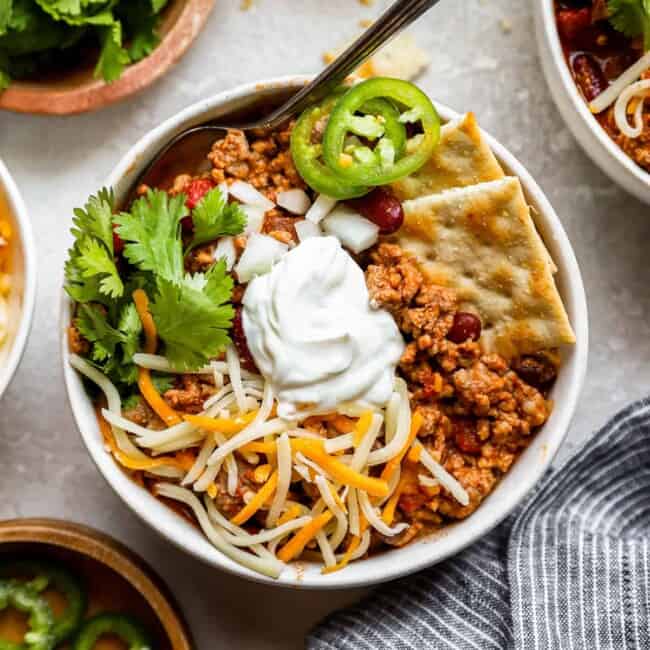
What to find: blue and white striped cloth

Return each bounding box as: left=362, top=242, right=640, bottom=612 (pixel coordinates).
left=308, top=399, right=650, bottom=649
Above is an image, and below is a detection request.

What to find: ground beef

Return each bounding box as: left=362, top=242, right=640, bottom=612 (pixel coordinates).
left=122, top=398, right=165, bottom=430
left=164, top=375, right=217, bottom=414
left=365, top=243, right=555, bottom=535
left=67, top=325, right=89, bottom=355
left=208, top=125, right=305, bottom=202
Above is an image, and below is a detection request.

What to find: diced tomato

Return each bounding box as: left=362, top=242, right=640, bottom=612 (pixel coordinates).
left=398, top=492, right=429, bottom=515
left=556, top=8, right=591, bottom=44
left=185, top=178, right=215, bottom=209
left=183, top=178, right=216, bottom=233
left=453, top=419, right=482, bottom=455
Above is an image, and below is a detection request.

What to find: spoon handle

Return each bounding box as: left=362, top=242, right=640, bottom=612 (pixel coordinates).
left=261, top=0, right=442, bottom=129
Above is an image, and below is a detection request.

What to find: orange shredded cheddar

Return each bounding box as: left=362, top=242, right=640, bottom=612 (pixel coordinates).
left=277, top=512, right=333, bottom=563
left=352, top=410, right=374, bottom=447
left=322, top=535, right=361, bottom=574
left=295, top=441, right=390, bottom=498
left=382, top=476, right=408, bottom=526
left=407, top=445, right=422, bottom=463
left=230, top=471, right=278, bottom=526
left=253, top=464, right=273, bottom=484
left=183, top=411, right=257, bottom=435
left=277, top=504, right=302, bottom=526
left=207, top=483, right=218, bottom=499
left=380, top=411, right=424, bottom=483
left=133, top=289, right=182, bottom=426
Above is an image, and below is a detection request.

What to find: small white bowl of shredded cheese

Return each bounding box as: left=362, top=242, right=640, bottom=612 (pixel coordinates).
left=0, top=159, right=36, bottom=399
left=61, top=76, right=588, bottom=589
left=535, top=0, right=650, bottom=204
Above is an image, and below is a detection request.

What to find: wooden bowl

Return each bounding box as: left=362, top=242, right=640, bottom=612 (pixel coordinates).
left=0, top=518, right=193, bottom=649
left=0, top=0, right=215, bottom=115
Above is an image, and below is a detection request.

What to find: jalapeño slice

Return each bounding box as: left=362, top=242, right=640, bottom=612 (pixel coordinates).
left=290, top=95, right=370, bottom=200
left=322, top=77, right=440, bottom=186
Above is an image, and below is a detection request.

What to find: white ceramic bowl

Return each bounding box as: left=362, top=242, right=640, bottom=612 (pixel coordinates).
left=0, top=159, right=36, bottom=399
left=62, top=76, right=589, bottom=589
left=535, top=0, right=650, bottom=204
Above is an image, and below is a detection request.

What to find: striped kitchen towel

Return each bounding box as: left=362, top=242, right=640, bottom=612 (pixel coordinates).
left=308, top=398, right=650, bottom=649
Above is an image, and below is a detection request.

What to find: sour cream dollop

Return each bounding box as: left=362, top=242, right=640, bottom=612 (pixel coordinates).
left=242, top=236, right=404, bottom=420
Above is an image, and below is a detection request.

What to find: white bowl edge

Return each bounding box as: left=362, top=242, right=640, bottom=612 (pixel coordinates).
left=534, top=0, right=650, bottom=204
left=61, top=75, right=589, bottom=589
left=0, top=159, right=37, bottom=400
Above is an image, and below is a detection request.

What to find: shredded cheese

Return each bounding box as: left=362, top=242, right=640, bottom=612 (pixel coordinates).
left=183, top=411, right=257, bottom=435
left=277, top=512, right=334, bottom=563
left=381, top=411, right=424, bottom=482
left=230, top=471, right=278, bottom=525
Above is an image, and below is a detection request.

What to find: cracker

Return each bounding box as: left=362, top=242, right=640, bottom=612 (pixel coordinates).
left=396, top=177, right=575, bottom=358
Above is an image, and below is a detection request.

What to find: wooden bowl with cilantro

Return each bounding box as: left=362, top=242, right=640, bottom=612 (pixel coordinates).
left=0, top=0, right=215, bottom=115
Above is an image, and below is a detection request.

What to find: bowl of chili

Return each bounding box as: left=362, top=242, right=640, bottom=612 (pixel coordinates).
left=0, top=159, right=36, bottom=402
left=61, top=76, right=588, bottom=589
left=535, top=0, right=650, bottom=204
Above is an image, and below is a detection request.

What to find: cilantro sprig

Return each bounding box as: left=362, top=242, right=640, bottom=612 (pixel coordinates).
left=0, top=0, right=170, bottom=90
left=65, top=185, right=246, bottom=389
left=607, top=0, right=650, bottom=50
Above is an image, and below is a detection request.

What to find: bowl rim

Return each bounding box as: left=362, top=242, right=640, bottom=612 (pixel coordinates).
left=61, top=75, right=589, bottom=589
left=0, top=158, right=37, bottom=401
left=534, top=0, right=650, bottom=203
left=0, top=0, right=215, bottom=116
left=0, top=517, right=193, bottom=649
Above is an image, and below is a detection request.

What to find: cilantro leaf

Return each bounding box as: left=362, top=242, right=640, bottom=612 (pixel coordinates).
left=115, top=189, right=187, bottom=283
left=76, top=236, right=124, bottom=298
left=118, top=301, right=142, bottom=362
left=76, top=303, right=124, bottom=362
left=95, top=21, right=129, bottom=83
left=186, top=186, right=247, bottom=254
left=150, top=265, right=234, bottom=370
left=0, top=0, right=12, bottom=35
left=66, top=189, right=122, bottom=301
left=607, top=0, right=650, bottom=49
left=72, top=187, right=115, bottom=254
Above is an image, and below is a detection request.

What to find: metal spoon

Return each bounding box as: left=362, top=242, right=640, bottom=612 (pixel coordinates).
left=131, top=0, right=442, bottom=196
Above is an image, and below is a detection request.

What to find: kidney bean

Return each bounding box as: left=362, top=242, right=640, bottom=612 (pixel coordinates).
left=232, top=307, right=258, bottom=373
left=347, top=187, right=404, bottom=235
left=453, top=419, right=483, bottom=455
left=571, top=53, right=608, bottom=101
left=513, top=354, right=558, bottom=388
left=447, top=312, right=482, bottom=344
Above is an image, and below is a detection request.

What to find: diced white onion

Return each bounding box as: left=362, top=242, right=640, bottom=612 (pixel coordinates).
left=321, top=205, right=379, bottom=254
left=415, top=442, right=470, bottom=506
left=155, top=484, right=283, bottom=578
left=305, top=194, right=338, bottom=224
left=277, top=189, right=311, bottom=215
left=214, top=236, right=237, bottom=271
left=242, top=205, right=266, bottom=235
left=235, top=233, right=288, bottom=283
left=229, top=180, right=275, bottom=210
left=589, top=51, right=650, bottom=113
left=295, top=220, right=322, bottom=242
